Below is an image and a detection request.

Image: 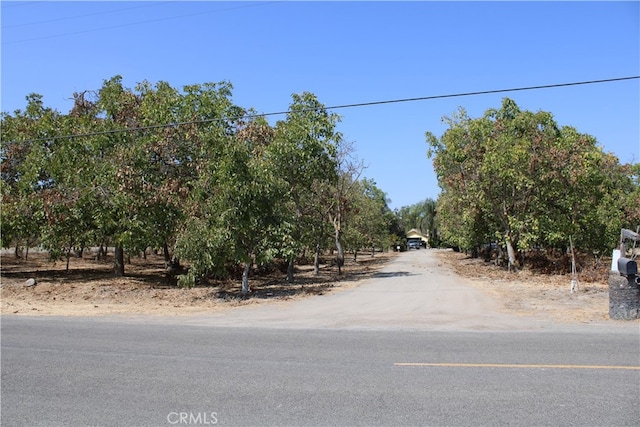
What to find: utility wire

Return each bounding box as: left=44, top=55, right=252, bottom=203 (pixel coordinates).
left=3, top=76, right=639, bottom=145
left=2, top=2, right=177, bottom=29
left=324, top=76, right=640, bottom=110
left=2, top=1, right=281, bottom=45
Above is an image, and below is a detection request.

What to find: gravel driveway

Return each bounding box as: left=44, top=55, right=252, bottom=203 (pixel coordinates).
left=179, top=249, right=551, bottom=331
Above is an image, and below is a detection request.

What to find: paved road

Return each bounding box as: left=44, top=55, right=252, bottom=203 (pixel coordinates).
left=2, top=317, right=639, bottom=426
left=3, top=250, right=639, bottom=426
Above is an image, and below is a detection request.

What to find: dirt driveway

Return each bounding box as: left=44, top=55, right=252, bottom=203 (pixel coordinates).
left=163, top=250, right=563, bottom=331
left=4, top=248, right=637, bottom=331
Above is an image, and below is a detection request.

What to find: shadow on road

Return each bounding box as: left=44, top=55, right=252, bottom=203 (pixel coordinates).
left=371, top=271, right=416, bottom=278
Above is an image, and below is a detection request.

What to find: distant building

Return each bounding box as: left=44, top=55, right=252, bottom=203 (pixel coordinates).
left=406, top=228, right=428, bottom=248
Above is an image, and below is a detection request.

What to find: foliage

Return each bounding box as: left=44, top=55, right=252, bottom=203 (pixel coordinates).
left=1, top=77, right=396, bottom=291
left=268, top=92, right=342, bottom=281
left=345, top=178, right=395, bottom=255
left=395, top=198, right=440, bottom=247
left=426, top=98, right=639, bottom=268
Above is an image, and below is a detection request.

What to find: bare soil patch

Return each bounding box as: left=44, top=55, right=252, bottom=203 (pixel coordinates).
left=435, top=250, right=626, bottom=324
left=0, top=250, right=395, bottom=316
left=2, top=248, right=635, bottom=326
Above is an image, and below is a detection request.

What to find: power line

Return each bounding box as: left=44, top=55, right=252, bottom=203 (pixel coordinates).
left=3, top=76, right=638, bottom=145
left=2, top=1, right=281, bottom=45
left=325, top=76, right=640, bottom=110
left=2, top=2, right=177, bottom=29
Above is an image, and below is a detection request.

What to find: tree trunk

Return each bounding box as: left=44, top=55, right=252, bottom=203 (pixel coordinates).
left=287, top=258, right=295, bottom=283
left=505, top=236, right=518, bottom=272
left=114, top=245, right=125, bottom=276
left=471, top=246, right=479, bottom=258
left=66, top=236, right=72, bottom=272
left=163, top=242, right=171, bottom=267
left=314, top=244, right=321, bottom=275
left=241, top=263, right=250, bottom=295
left=335, top=228, right=344, bottom=275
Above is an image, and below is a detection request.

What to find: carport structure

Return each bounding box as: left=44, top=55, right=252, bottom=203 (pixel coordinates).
left=406, top=228, right=428, bottom=248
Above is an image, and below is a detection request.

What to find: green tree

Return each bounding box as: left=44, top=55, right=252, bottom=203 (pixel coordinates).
left=134, top=80, right=188, bottom=265
left=0, top=94, right=59, bottom=259
left=426, top=106, right=492, bottom=254
left=175, top=115, right=284, bottom=293
left=94, top=75, right=147, bottom=275
left=427, top=97, right=635, bottom=269
left=396, top=198, right=439, bottom=247
left=269, top=92, right=341, bottom=281
left=346, top=178, right=393, bottom=259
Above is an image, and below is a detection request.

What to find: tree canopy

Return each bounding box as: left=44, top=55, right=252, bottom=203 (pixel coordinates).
left=426, top=98, right=640, bottom=268
left=1, top=76, right=398, bottom=290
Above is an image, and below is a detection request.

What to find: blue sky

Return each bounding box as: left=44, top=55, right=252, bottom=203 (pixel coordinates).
left=2, top=1, right=639, bottom=210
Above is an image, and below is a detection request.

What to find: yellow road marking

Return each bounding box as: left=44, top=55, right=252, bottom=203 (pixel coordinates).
left=394, top=362, right=640, bottom=370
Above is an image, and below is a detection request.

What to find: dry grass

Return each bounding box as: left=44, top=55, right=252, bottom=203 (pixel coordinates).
left=0, top=249, right=396, bottom=316
left=435, top=250, right=624, bottom=324
left=2, top=248, right=636, bottom=326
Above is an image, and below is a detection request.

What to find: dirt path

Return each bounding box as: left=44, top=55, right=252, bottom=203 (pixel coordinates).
left=3, top=248, right=637, bottom=331
left=161, top=249, right=554, bottom=331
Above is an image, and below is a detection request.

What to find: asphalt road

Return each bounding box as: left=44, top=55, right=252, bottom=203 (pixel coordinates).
left=2, top=317, right=639, bottom=426
left=3, top=250, right=640, bottom=426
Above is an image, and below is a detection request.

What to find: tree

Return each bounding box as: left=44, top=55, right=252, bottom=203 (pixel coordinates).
left=169, top=85, right=274, bottom=291
left=396, top=198, right=439, bottom=247
left=426, top=107, right=492, bottom=253
left=0, top=94, right=59, bottom=259
left=269, top=93, right=341, bottom=281
left=327, top=142, right=366, bottom=274
left=2, top=77, right=403, bottom=289
left=134, top=80, right=188, bottom=265
left=95, top=75, right=147, bottom=276
left=346, top=178, right=393, bottom=259
left=176, top=115, right=284, bottom=293
left=427, top=97, right=636, bottom=269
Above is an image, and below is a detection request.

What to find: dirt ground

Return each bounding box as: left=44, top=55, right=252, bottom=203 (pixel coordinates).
left=0, top=247, right=634, bottom=325
left=437, top=250, right=621, bottom=324
left=0, top=249, right=394, bottom=317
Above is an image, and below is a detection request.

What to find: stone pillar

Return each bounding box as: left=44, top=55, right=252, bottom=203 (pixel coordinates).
left=609, top=272, right=640, bottom=320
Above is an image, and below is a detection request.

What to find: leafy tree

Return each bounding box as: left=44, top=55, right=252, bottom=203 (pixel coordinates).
left=0, top=94, right=59, bottom=259
left=345, top=178, right=393, bottom=259
left=269, top=93, right=341, bottom=281
left=94, top=75, right=147, bottom=275
left=396, top=198, right=439, bottom=247
left=427, top=97, right=636, bottom=269
left=176, top=114, right=284, bottom=293
left=134, top=80, right=188, bottom=264
left=426, top=106, right=493, bottom=254
left=2, top=78, right=402, bottom=289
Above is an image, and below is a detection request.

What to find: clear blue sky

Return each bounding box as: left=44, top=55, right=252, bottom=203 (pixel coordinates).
left=2, top=1, right=639, bottom=210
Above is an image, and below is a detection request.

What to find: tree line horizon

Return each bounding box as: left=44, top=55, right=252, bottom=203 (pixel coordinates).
left=2, top=76, right=638, bottom=290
